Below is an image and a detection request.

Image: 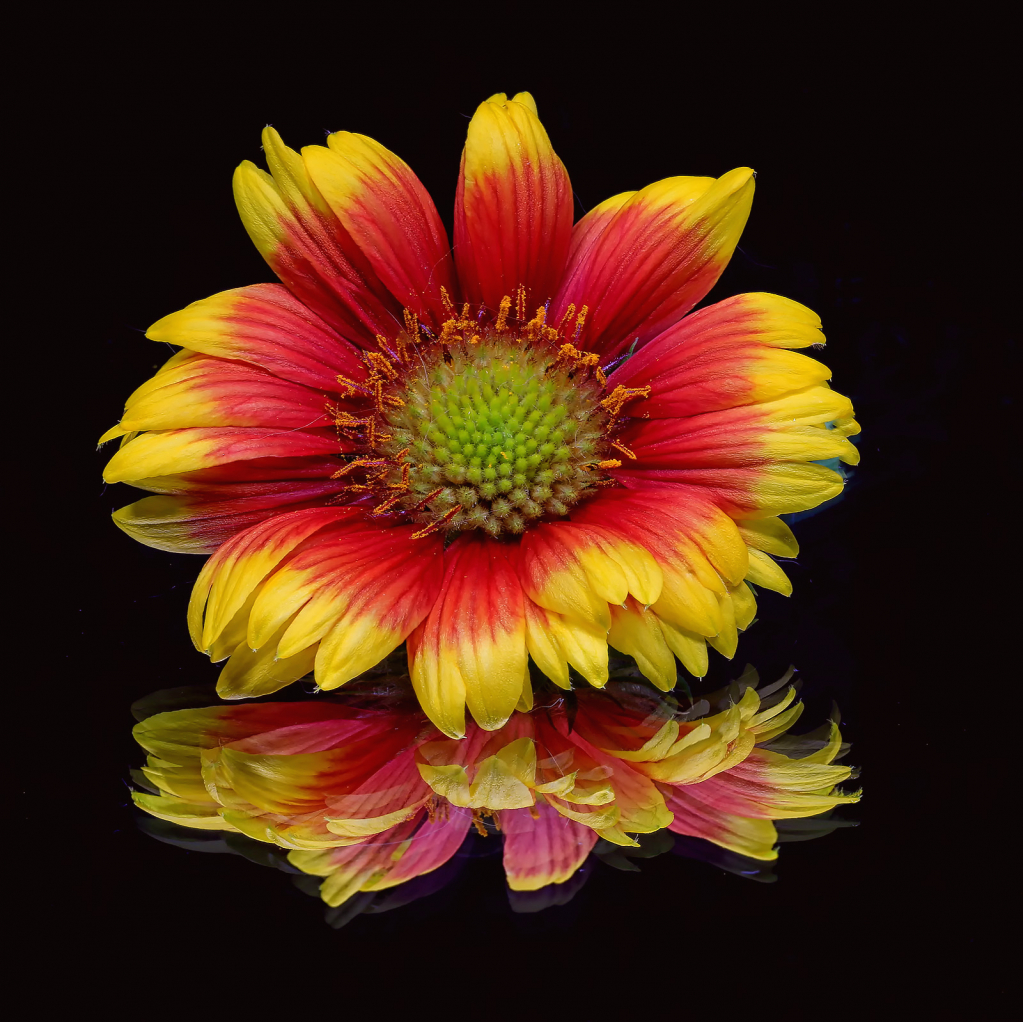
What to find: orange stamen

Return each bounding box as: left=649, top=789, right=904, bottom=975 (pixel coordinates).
left=365, top=351, right=398, bottom=381
left=600, top=384, right=651, bottom=422
left=372, top=492, right=408, bottom=514
left=410, top=487, right=445, bottom=512
left=330, top=457, right=384, bottom=480
left=335, top=373, right=367, bottom=398
left=572, top=304, right=589, bottom=341
left=495, top=295, right=512, bottom=332
left=411, top=504, right=461, bottom=539
left=438, top=318, right=459, bottom=344
left=403, top=309, right=419, bottom=342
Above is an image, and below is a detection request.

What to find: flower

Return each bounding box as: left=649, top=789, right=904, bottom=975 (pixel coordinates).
left=102, top=92, right=859, bottom=736
left=131, top=671, right=859, bottom=906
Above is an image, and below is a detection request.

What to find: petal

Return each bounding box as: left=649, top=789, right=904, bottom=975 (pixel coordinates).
left=145, top=284, right=368, bottom=391
left=736, top=516, right=799, bottom=558
left=131, top=793, right=235, bottom=831
left=565, top=191, right=636, bottom=271
left=454, top=92, right=573, bottom=310
left=662, top=728, right=859, bottom=860
left=656, top=617, right=710, bottom=678
left=188, top=507, right=356, bottom=653
left=214, top=624, right=319, bottom=698
left=527, top=519, right=663, bottom=608
left=243, top=518, right=443, bottom=662
left=133, top=701, right=348, bottom=752
left=664, top=786, right=780, bottom=860
left=105, top=354, right=334, bottom=436
left=110, top=482, right=345, bottom=555
left=303, top=133, right=455, bottom=327
left=361, top=810, right=472, bottom=892
left=607, top=293, right=831, bottom=418
left=731, top=581, right=758, bottom=630
left=103, top=427, right=343, bottom=487
left=571, top=487, right=749, bottom=638
left=325, top=747, right=434, bottom=837
left=518, top=523, right=616, bottom=631
left=552, top=169, right=755, bottom=360
left=616, top=461, right=848, bottom=520
left=570, top=693, right=677, bottom=762
left=415, top=729, right=494, bottom=806
left=290, top=809, right=471, bottom=906
left=745, top=548, right=793, bottom=596
left=608, top=599, right=677, bottom=691
left=500, top=801, right=598, bottom=891
left=547, top=719, right=673, bottom=836
left=523, top=605, right=613, bottom=692
left=206, top=723, right=418, bottom=816
left=408, top=535, right=527, bottom=737
left=233, top=127, right=400, bottom=344
left=523, top=600, right=569, bottom=689
left=467, top=738, right=537, bottom=811
left=621, top=385, right=859, bottom=472
left=311, top=534, right=444, bottom=689
left=707, top=589, right=739, bottom=658
left=288, top=814, right=424, bottom=907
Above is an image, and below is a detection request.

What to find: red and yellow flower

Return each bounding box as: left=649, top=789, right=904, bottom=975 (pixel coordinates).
left=102, top=92, right=859, bottom=736
left=132, top=674, right=858, bottom=905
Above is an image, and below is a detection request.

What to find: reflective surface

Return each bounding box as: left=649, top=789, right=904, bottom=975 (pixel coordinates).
left=128, top=665, right=859, bottom=916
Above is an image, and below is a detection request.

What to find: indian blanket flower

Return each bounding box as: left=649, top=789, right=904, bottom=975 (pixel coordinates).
left=131, top=673, right=859, bottom=905
left=101, top=92, right=860, bottom=737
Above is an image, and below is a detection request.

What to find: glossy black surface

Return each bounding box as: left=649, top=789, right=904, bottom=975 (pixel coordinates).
left=34, top=16, right=1009, bottom=1014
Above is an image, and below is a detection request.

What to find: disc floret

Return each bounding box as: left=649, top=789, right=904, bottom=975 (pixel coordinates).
left=379, top=335, right=610, bottom=536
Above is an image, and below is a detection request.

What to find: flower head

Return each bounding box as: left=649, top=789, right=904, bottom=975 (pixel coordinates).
left=103, top=93, right=859, bottom=736
left=132, top=670, right=859, bottom=905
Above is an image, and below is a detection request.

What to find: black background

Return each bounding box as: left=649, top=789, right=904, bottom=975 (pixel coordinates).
left=29, top=11, right=1011, bottom=1016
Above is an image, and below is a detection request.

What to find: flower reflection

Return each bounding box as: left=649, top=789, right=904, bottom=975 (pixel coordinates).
left=132, top=666, right=858, bottom=913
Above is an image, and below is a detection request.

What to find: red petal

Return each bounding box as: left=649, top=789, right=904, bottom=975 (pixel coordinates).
left=454, top=93, right=573, bottom=312
left=147, top=284, right=368, bottom=392
left=254, top=518, right=444, bottom=686
left=304, top=133, right=456, bottom=328
left=377, top=809, right=472, bottom=888
left=408, top=535, right=527, bottom=737
left=233, top=128, right=401, bottom=345
left=188, top=506, right=358, bottom=651
left=111, top=481, right=348, bottom=555
left=103, top=427, right=344, bottom=487
left=607, top=293, right=829, bottom=419
left=500, top=801, right=598, bottom=891
left=551, top=169, right=755, bottom=360
left=112, top=354, right=334, bottom=433
left=572, top=487, right=748, bottom=588
left=325, top=746, right=434, bottom=820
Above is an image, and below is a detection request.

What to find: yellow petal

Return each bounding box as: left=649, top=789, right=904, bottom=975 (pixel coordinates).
left=657, top=617, right=710, bottom=677
left=131, top=792, right=235, bottom=831
left=737, top=517, right=799, bottom=557
left=608, top=601, right=677, bottom=692
left=745, top=548, right=794, bottom=596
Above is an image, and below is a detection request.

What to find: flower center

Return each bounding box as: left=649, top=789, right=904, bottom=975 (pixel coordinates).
left=331, top=298, right=650, bottom=539
left=378, top=333, right=610, bottom=537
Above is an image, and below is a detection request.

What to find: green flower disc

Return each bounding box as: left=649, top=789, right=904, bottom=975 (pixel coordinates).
left=379, top=335, right=611, bottom=536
